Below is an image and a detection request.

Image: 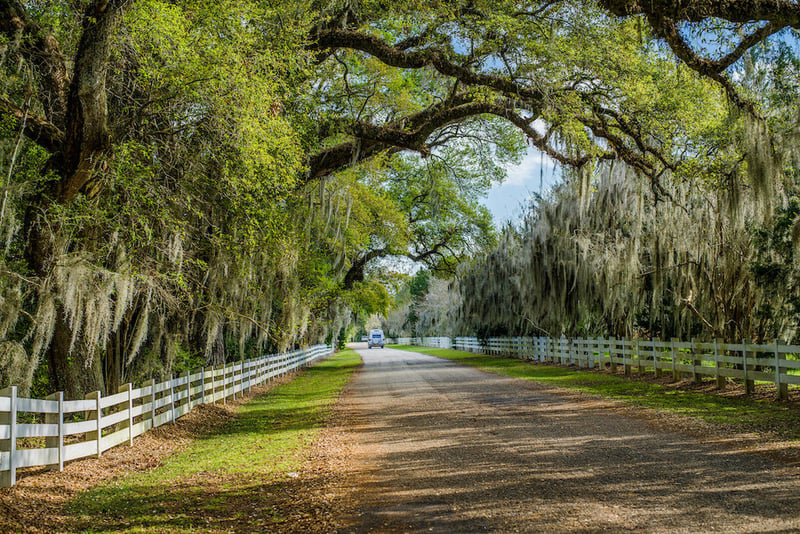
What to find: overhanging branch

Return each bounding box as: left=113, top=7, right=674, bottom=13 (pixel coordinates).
left=0, top=96, right=64, bottom=152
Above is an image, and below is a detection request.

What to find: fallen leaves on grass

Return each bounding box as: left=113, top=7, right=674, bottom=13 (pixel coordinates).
left=0, top=380, right=290, bottom=534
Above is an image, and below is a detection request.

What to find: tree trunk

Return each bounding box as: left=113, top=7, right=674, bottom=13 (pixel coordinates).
left=12, top=0, right=127, bottom=398
left=47, top=305, right=104, bottom=399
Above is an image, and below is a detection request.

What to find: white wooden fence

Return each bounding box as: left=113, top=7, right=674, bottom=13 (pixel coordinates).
left=407, top=336, right=800, bottom=400
left=0, top=344, right=332, bottom=487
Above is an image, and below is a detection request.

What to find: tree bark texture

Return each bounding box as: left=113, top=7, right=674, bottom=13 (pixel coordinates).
left=1, top=0, right=127, bottom=396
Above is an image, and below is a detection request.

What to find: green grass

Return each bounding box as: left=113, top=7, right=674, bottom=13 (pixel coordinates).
left=68, top=350, right=361, bottom=533
left=390, top=345, right=800, bottom=441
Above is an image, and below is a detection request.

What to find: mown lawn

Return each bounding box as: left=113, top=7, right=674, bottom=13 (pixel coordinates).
left=390, top=345, right=800, bottom=441
left=68, top=349, right=361, bottom=533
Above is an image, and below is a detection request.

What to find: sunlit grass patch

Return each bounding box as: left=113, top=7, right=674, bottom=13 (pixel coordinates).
left=67, top=350, right=361, bottom=533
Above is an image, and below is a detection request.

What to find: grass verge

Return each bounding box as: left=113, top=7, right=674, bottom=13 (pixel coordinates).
left=68, top=349, right=361, bottom=533
left=390, top=345, right=800, bottom=441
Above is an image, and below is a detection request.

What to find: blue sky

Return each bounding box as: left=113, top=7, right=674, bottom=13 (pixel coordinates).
left=483, top=147, right=561, bottom=226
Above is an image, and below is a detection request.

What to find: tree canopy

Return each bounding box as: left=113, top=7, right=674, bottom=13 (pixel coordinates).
left=0, top=0, right=797, bottom=396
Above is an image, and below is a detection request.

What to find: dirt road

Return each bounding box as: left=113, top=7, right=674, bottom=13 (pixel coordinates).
left=336, top=346, right=800, bottom=533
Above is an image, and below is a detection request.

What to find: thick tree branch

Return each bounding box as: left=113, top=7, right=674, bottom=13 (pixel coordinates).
left=307, top=93, right=614, bottom=182
left=599, top=0, right=800, bottom=25
left=646, top=13, right=761, bottom=114
left=307, top=94, right=480, bottom=180
left=0, top=95, right=64, bottom=152
left=497, top=108, right=597, bottom=167
left=591, top=104, right=675, bottom=172
left=342, top=247, right=389, bottom=290
left=598, top=0, right=791, bottom=115
left=55, top=0, right=128, bottom=202
left=0, top=0, right=70, bottom=127
left=578, top=116, right=655, bottom=176
left=309, top=29, right=546, bottom=105
left=716, top=22, right=784, bottom=72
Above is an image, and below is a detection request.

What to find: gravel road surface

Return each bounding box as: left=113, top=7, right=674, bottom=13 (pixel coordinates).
left=338, top=345, right=800, bottom=533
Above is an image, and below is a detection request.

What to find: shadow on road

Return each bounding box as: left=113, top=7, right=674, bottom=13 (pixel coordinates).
left=340, top=347, right=800, bottom=533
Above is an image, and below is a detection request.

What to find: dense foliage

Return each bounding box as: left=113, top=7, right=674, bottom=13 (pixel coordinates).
left=445, top=21, right=800, bottom=343
left=0, top=0, right=798, bottom=396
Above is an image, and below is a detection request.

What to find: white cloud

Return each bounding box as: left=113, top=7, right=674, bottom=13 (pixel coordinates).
left=483, top=147, right=562, bottom=225
left=504, top=150, right=557, bottom=186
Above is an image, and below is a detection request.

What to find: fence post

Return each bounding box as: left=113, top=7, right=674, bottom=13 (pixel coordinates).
left=187, top=370, right=195, bottom=411
left=85, top=390, right=102, bottom=458
left=225, top=362, right=232, bottom=399
left=217, top=363, right=222, bottom=398
left=609, top=337, right=617, bottom=373
left=742, top=339, right=753, bottom=395
left=568, top=338, right=575, bottom=367
left=636, top=339, right=644, bottom=375
left=714, top=339, right=725, bottom=389
left=118, top=383, right=133, bottom=446
left=181, top=370, right=190, bottom=415
left=691, top=338, right=701, bottom=383
left=213, top=364, right=220, bottom=404
left=230, top=362, right=237, bottom=401
left=652, top=338, right=660, bottom=377
left=45, top=391, right=64, bottom=472
left=623, top=339, right=631, bottom=376
left=240, top=359, right=245, bottom=395
left=594, top=337, right=602, bottom=368
left=1, top=385, right=17, bottom=487
left=200, top=367, right=206, bottom=405
left=775, top=339, right=788, bottom=401
left=145, top=378, right=155, bottom=431
left=169, top=375, right=175, bottom=422
left=223, top=363, right=228, bottom=398
left=564, top=337, right=569, bottom=366
left=670, top=338, right=678, bottom=381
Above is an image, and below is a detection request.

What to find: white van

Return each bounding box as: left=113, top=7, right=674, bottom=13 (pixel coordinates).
left=368, top=328, right=385, bottom=348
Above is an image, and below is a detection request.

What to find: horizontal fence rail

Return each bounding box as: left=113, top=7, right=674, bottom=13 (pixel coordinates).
left=0, top=344, right=332, bottom=487
left=396, top=336, right=800, bottom=400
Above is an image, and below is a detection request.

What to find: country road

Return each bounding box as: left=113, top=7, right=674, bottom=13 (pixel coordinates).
left=335, top=345, right=800, bottom=533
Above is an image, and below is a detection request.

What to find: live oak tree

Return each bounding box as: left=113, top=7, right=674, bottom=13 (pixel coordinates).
left=450, top=4, right=800, bottom=343
left=0, top=0, right=797, bottom=396
left=0, top=0, right=312, bottom=396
